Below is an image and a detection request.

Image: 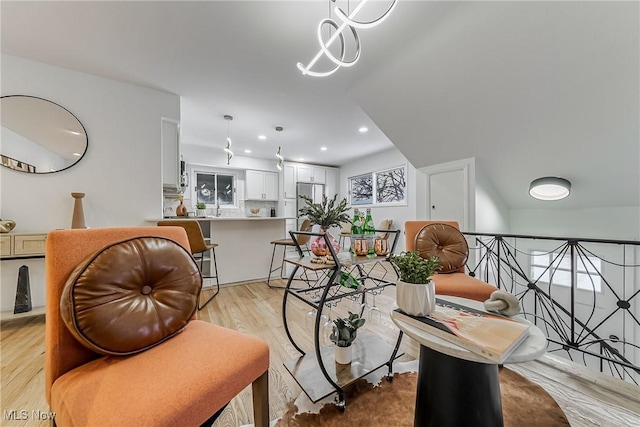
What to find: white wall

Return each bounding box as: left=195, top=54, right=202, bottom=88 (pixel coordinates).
left=339, top=147, right=418, bottom=252
left=510, top=207, right=640, bottom=240
left=475, top=163, right=510, bottom=233
left=0, top=55, right=180, bottom=311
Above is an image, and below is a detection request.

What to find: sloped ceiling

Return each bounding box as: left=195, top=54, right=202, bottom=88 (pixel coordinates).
left=350, top=1, right=639, bottom=210
left=1, top=1, right=638, bottom=211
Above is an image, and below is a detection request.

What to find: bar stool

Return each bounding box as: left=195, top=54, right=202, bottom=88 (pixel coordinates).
left=267, top=219, right=311, bottom=288
left=157, top=220, right=219, bottom=310
left=338, top=222, right=352, bottom=249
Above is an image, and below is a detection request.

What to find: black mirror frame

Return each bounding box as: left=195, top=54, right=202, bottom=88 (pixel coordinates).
left=0, top=95, right=88, bottom=174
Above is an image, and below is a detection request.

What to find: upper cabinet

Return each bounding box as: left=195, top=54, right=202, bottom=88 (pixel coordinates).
left=297, top=164, right=326, bottom=184
left=161, top=118, right=180, bottom=189
left=246, top=170, right=279, bottom=200
left=325, top=168, right=339, bottom=199
left=283, top=163, right=296, bottom=199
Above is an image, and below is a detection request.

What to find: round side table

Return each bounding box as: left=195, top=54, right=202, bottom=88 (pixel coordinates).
left=391, top=295, right=547, bottom=427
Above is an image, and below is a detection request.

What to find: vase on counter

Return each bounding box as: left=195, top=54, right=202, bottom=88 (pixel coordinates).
left=176, top=197, right=187, bottom=217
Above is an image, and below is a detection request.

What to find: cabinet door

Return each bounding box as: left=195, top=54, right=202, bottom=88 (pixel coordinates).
left=263, top=172, right=279, bottom=200
left=283, top=163, right=296, bottom=198
left=0, top=235, right=12, bottom=257
left=245, top=170, right=265, bottom=200
left=161, top=118, right=180, bottom=189
left=325, top=167, right=338, bottom=199
left=311, top=166, right=326, bottom=184
left=297, top=165, right=312, bottom=183
left=283, top=199, right=297, bottom=218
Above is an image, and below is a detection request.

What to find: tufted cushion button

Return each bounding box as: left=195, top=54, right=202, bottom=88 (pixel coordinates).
left=60, top=236, right=202, bottom=356
left=414, top=223, right=469, bottom=274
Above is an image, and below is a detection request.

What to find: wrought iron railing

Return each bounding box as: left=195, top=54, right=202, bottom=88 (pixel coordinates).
left=461, top=231, right=640, bottom=385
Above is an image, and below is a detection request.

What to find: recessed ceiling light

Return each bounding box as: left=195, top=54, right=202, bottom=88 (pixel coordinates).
left=358, top=126, right=368, bottom=133
left=298, top=158, right=305, bottom=162
left=320, top=146, right=327, bottom=151
left=244, top=149, right=252, bottom=154
left=72, top=152, right=82, bottom=157
left=258, top=135, right=266, bottom=140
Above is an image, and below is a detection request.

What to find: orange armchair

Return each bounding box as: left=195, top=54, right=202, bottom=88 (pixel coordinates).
left=404, top=221, right=497, bottom=302
left=45, top=227, right=269, bottom=427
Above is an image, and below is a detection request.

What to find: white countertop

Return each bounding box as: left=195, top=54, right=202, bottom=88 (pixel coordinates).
left=149, top=216, right=293, bottom=222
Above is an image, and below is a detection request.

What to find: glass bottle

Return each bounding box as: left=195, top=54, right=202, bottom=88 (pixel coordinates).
left=363, top=208, right=375, bottom=254
left=350, top=208, right=363, bottom=254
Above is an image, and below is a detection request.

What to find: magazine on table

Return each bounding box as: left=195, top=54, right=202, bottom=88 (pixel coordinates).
left=393, top=298, right=530, bottom=363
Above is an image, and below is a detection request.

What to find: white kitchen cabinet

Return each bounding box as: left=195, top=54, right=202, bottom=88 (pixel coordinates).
left=283, top=198, right=297, bottom=218
left=246, top=170, right=279, bottom=200
left=283, top=163, right=296, bottom=199
left=324, top=167, right=339, bottom=199
left=297, top=164, right=326, bottom=184
left=161, top=118, right=180, bottom=189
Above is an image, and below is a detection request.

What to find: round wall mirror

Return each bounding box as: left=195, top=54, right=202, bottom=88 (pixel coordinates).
left=1, top=95, right=88, bottom=174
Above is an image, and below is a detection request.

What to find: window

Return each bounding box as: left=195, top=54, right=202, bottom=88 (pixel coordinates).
left=530, top=250, right=602, bottom=292
left=195, top=172, right=236, bottom=207
left=349, top=165, right=406, bottom=206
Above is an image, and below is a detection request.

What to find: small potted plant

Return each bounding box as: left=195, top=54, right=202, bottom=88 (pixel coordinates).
left=298, top=194, right=350, bottom=256
left=390, top=251, right=441, bottom=316
left=195, top=203, right=207, bottom=217
left=330, top=311, right=366, bottom=364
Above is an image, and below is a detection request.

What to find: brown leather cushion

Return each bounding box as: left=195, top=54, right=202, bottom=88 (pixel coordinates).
left=60, top=236, right=201, bottom=356
left=414, top=223, right=468, bottom=273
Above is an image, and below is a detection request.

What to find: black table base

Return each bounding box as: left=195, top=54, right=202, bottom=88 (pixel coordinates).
left=415, top=345, right=503, bottom=427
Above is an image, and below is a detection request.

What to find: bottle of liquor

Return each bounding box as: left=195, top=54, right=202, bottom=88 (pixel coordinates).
left=350, top=209, right=363, bottom=254
left=363, top=208, right=375, bottom=254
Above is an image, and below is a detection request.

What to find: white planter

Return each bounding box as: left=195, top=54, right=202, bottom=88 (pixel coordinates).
left=334, top=345, right=352, bottom=364
left=396, top=279, right=436, bottom=316
left=196, top=209, right=206, bottom=217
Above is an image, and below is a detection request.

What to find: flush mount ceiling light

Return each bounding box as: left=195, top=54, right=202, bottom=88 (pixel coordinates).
left=223, top=115, right=233, bottom=165
left=297, top=0, right=397, bottom=77
left=529, top=177, right=571, bottom=201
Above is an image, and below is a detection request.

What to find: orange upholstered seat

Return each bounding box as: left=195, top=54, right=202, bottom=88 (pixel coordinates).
left=46, top=227, right=269, bottom=427
left=404, top=221, right=497, bottom=302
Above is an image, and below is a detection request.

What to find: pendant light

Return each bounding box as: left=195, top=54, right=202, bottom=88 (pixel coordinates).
left=275, top=126, right=284, bottom=170
left=223, top=115, right=233, bottom=165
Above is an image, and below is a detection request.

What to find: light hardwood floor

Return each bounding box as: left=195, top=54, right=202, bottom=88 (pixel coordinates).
left=1, top=281, right=639, bottom=426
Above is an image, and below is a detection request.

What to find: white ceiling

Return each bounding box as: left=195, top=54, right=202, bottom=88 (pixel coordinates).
left=2, top=1, right=638, bottom=210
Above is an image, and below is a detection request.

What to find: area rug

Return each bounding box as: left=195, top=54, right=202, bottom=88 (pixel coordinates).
left=276, top=366, right=569, bottom=426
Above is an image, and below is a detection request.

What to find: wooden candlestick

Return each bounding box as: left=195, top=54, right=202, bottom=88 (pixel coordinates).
left=71, top=192, right=86, bottom=229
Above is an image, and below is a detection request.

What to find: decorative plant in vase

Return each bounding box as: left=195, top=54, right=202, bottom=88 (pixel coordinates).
left=390, top=251, right=442, bottom=316
left=330, top=311, right=366, bottom=364
left=298, top=194, right=350, bottom=256
left=195, top=203, right=207, bottom=217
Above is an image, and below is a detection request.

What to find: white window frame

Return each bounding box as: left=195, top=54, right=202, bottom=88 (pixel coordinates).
left=193, top=170, right=238, bottom=209
left=348, top=164, right=407, bottom=207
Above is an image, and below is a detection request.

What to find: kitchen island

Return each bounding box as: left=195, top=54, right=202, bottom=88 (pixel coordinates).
left=147, top=217, right=290, bottom=285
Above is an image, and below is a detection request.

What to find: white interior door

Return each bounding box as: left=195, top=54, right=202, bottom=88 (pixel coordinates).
left=429, top=169, right=466, bottom=230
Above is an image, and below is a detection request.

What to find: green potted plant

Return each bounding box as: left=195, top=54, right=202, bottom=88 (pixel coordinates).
left=390, top=251, right=441, bottom=316
left=329, top=311, right=366, bottom=364
left=195, top=203, right=207, bottom=217
left=298, top=194, right=350, bottom=256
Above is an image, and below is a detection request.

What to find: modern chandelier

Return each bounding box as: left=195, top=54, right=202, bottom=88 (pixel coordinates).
left=275, top=126, right=284, bottom=170
left=276, top=146, right=284, bottom=170
left=223, top=115, right=233, bottom=165
left=297, top=0, right=398, bottom=77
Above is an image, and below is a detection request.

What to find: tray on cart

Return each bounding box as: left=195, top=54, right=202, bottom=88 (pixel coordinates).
left=283, top=331, right=404, bottom=403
